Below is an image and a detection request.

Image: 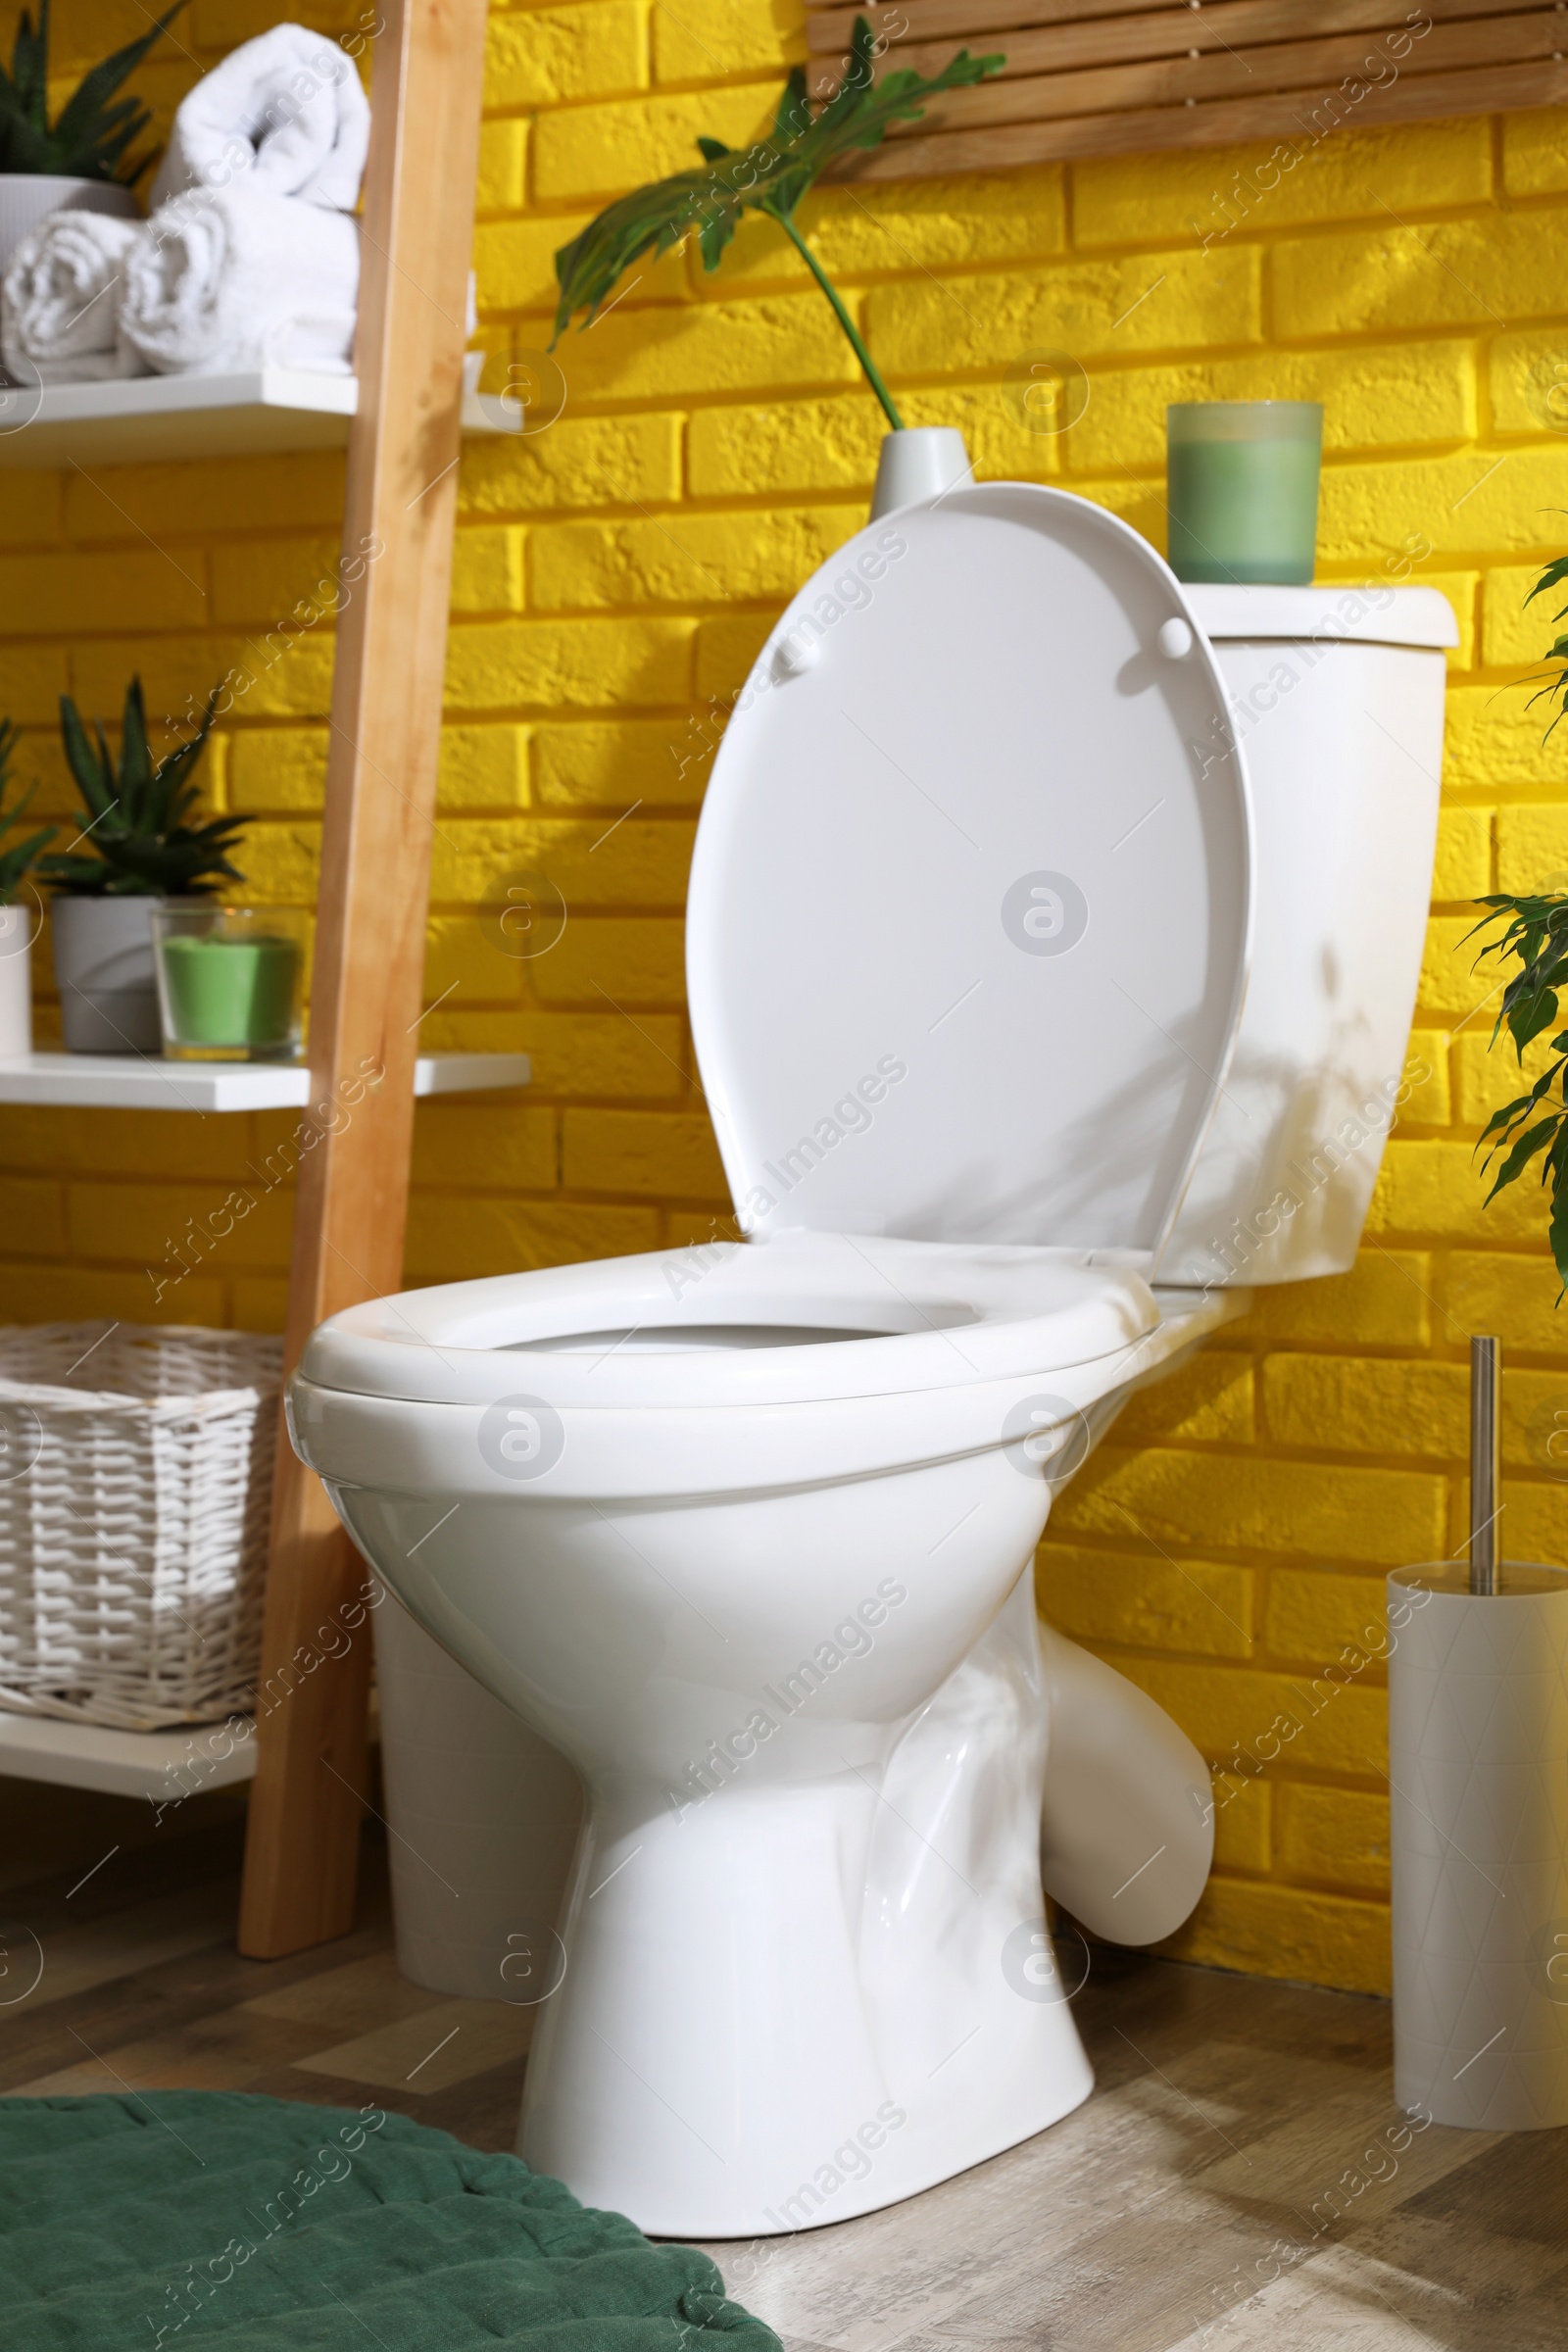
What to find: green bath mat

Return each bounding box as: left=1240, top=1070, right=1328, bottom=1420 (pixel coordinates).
left=0, top=2092, right=779, bottom=2349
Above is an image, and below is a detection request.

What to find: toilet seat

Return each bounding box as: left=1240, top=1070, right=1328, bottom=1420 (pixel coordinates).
left=291, top=1233, right=1205, bottom=1501
left=289, top=1236, right=1238, bottom=1502
left=300, top=1232, right=1157, bottom=1410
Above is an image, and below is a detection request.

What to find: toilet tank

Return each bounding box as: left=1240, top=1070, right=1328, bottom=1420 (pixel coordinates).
left=1157, top=583, right=1456, bottom=1292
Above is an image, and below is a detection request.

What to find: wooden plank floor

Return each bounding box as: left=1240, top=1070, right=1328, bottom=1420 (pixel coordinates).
left=3, top=1776, right=1564, bottom=2350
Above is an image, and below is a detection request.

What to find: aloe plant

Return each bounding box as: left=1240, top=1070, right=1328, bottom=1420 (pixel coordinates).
left=0, top=0, right=185, bottom=183
left=1469, top=550, right=1568, bottom=1290
left=39, top=677, right=244, bottom=898
left=552, top=16, right=1004, bottom=431
left=0, top=721, right=54, bottom=902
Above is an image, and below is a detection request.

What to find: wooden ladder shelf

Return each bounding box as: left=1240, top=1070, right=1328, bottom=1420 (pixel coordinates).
left=236, top=0, right=489, bottom=1957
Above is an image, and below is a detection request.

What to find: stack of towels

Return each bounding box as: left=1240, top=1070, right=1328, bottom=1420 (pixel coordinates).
left=1, top=24, right=368, bottom=384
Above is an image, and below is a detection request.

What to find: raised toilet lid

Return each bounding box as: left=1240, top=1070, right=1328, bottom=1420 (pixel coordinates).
left=686, top=482, right=1253, bottom=1258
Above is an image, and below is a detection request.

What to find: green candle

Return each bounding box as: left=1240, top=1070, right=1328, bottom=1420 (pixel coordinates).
left=158, top=933, right=301, bottom=1053
left=1166, top=401, right=1322, bottom=586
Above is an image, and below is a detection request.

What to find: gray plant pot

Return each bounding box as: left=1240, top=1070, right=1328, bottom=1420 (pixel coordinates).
left=52, top=894, right=163, bottom=1054
left=0, top=173, right=138, bottom=280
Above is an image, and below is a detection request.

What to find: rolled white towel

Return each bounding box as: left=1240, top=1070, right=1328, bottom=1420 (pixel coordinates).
left=122, top=185, right=359, bottom=375
left=1, top=210, right=149, bottom=384
left=149, top=24, right=370, bottom=214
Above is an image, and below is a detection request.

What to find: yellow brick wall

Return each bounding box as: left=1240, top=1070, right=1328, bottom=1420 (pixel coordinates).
left=4, top=2, right=1568, bottom=1994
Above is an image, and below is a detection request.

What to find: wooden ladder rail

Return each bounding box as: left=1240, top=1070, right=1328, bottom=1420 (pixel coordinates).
left=238, top=0, right=488, bottom=1958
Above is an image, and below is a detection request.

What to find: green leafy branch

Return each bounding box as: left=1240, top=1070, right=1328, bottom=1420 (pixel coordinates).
left=39, top=677, right=244, bottom=899
left=1523, top=547, right=1568, bottom=739
left=552, top=16, right=1004, bottom=431
left=1469, top=548, right=1568, bottom=1292
left=1470, top=892, right=1568, bottom=1288
left=0, top=0, right=186, bottom=183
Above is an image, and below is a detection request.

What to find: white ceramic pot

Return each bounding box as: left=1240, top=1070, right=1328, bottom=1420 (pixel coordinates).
left=0, top=174, right=138, bottom=280
left=51, top=892, right=163, bottom=1054
left=0, top=902, right=32, bottom=1054
left=870, top=425, right=975, bottom=519
left=1389, top=1561, right=1568, bottom=2130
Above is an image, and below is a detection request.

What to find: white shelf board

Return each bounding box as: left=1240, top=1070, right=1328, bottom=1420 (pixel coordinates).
left=0, top=368, right=517, bottom=468
left=0, top=1705, right=258, bottom=1800
left=0, top=1690, right=380, bottom=1799
left=0, top=1050, right=530, bottom=1111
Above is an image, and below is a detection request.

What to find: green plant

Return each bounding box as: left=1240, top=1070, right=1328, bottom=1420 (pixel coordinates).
left=39, top=677, right=244, bottom=898
left=0, top=0, right=185, bottom=184
left=552, top=16, right=1004, bottom=431
left=1469, top=548, right=1568, bottom=1290
left=0, top=720, right=54, bottom=902
left=1524, top=549, right=1568, bottom=738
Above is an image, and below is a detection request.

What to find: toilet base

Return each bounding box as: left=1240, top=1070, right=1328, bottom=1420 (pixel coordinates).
left=522, top=2005, right=1094, bottom=2241
left=515, top=1577, right=1095, bottom=2238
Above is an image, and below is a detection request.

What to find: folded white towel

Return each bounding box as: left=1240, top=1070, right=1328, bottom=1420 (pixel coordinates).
left=149, top=24, right=370, bottom=215
left=1, top=210, right=149, bottom=383
left=122, top=185, right=359, bottom=375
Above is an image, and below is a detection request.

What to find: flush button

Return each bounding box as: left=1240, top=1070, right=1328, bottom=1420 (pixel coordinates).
left=1157, top=616, right=1194, bottom=661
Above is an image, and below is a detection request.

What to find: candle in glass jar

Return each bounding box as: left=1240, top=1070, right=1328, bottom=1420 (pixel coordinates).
left=1166, top=402, right=1323, bottom=585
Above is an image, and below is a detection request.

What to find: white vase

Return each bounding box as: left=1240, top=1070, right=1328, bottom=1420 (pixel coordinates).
left=51, top=893, right=163, bottom=1054
left=869, top=426, right=975, bottom=520
left=0, top=903, right=31, bottom=1054
left=0, top=173, right=138, bottom=279
left=1388, top=1561, right=1568, bottom=2130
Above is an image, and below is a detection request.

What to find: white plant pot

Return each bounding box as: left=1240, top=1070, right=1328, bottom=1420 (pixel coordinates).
left=0, top=173, right=138, bottom=282
left=869, top=425, right=975, bottom=520
left=1389, top=1561, right=1568, bottom=2130
left=51, top=893, right=163, bottom=1054
left=0, top=902, right=32, bottom=1054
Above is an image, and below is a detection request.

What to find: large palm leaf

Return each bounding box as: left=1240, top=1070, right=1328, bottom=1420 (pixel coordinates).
left=553, top=18, right=1004, bottom=426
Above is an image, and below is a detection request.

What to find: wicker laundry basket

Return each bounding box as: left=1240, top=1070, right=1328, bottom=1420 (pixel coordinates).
left=0, top=1322, right=284, bottom=1730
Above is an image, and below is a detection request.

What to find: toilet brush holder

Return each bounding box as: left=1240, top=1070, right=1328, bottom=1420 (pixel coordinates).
left=1388, top=1337, right=1568, bottom=2128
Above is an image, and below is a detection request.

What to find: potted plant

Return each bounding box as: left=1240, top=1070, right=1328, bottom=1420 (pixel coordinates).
left=40, top=676, right=241, bottom=1054
left=551, top=17, right=1004, bottom=515
left=0, top=0, right=184, bottom=274
left=0, top=718, right=54, bottom=1055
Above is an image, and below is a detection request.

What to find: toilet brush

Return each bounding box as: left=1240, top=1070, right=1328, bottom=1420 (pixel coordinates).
left=1388, top=1336, right=1568, bottom=2127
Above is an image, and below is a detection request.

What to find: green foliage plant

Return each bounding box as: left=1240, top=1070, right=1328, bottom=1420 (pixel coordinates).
left=1523, top=548, right=1568, bottom=738
left=1469, top=550, right=1568, bottom=1291
left=0, top=720, right=54, bottom=903
left=39, top=677, right=244, bottom=898
left=551, top=16, right=1004, bottom=431
left=0, top=0, right=185, bottom=184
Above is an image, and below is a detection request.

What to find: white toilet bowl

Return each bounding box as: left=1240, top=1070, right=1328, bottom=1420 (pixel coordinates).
left=292, top=1235, right=1227, bottom=2231
left=291, top=483, right=1455, bottom=2234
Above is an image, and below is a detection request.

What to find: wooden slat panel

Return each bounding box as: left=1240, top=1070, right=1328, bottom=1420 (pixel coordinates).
left=808, top=0, right=1543, bottom=48
left=808, top=0, right=1565, bottom=171
left=829, top=54, right=1567, bottom=172
left=820, top=0, right=1553, bottom=84
left=808, top=0, right=1169, bottom=52
left=855, top=14, right=1561, bottom=134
